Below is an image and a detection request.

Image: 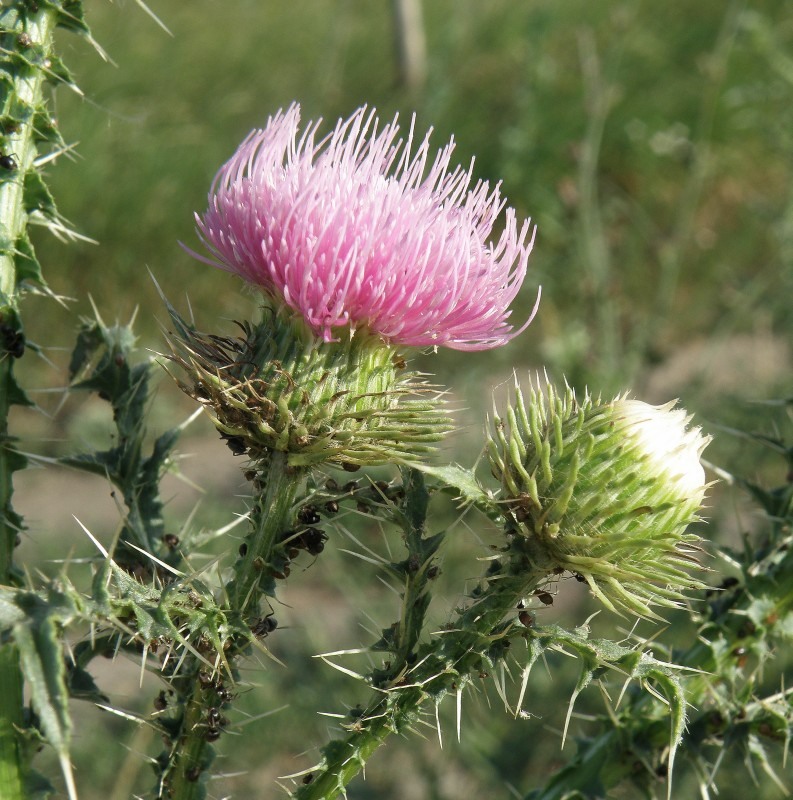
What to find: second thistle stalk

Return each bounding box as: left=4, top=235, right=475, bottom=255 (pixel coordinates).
left=0, top=6, right=60, bottom=798
left=294, top=565, right=548, bottom=800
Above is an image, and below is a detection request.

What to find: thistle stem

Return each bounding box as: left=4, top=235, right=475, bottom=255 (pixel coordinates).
left=165, top=450, right=302, bottom=800
left=0, top=647, right=25, bottom=800
left=230, top=452, right=303, bottom=616
left=0, top=7, right=59, bottom=798
left=294, top=562, right=545, bottom=799
left=391, top=467, right=435, bottom=663
left=0, top=6, right=56, bottom=298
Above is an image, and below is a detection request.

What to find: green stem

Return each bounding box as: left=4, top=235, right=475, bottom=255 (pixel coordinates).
left=230, top=451, right=303, bottom=617
left=295, top=568, right=545, bottom=799
left=0, top=7, right=59, bottom=799
left=0, top=6, right=56, bottom=298
left=165, top=451, right=303, bottom=800
left=391, top=467, right=435, bottom=663
left=0, top=647, right=25, bottom=800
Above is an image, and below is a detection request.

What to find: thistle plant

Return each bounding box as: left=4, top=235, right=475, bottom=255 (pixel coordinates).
left=157, top=103, right=539, bottom=798
left=0, top=5, right=791, bottom=800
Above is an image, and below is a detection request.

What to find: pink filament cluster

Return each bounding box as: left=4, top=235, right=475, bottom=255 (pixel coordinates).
left=191, top=104, right=539, bottom=351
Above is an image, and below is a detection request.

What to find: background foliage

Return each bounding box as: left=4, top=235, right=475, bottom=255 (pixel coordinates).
left=12, top=0, right=793, bottom=797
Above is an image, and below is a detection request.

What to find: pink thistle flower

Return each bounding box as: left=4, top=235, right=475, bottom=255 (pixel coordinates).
left=189, top=103, right=539, bottom=351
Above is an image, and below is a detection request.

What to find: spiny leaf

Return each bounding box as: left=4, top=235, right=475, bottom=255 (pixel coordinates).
left=415, top=462, right=496, bottom=514
left=647, top=670, right=686, bottom=800
left=23, top=170, right=59, bottom=221
left=41, top=53, right=78, bottom=90
left=54, top=1, right=91, bottom=35
left=13, top=231, right=47, bottom=290
left=1, top=367, right=33, bottom=408
left=11, top=599, right=76, bottom=800
left=32, top=104, right=64, bottom=147
left=563, top=656, right=600, bottom=749
left=399, top=465, right=430, bottom=543
left=63, top=317, right=184, bottom=557
left=58, top=448, right=118, bottom=479
left=67, top=319, right=138, bottom=397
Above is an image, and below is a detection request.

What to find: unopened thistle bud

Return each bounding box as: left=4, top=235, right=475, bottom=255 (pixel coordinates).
left=487, top=377, right=711, bottom=617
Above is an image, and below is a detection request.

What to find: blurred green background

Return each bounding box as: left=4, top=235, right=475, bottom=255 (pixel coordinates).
left=14, top=0, right=793, bottom=797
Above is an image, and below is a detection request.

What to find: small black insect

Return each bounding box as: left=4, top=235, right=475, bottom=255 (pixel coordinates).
left=197, top=671, right=214, bottom=689
left=297, top=505, right=321, bottom=525
left=739, top=619, right=757, bottom=638
left=271, top=564, right=290, bottom=580
left=519, top=610, right=535, bottom=628
left=186, top=766, right=201, bottom=782
left=216, top=686, right=236, bottom=704
left=162, top=533, right=179, bottom=550
left=251, top=613, right=277, bottom=638
left=534, top=590, right=554, bottom=606
left=0, top=153, right=17, bottom=171
left=1, top=325, right=24, bottom=359
left=219, top=431, right=247, bottom=456
left=300, top=527, right=327, bottom=556
left=207, top=707, right=227, bottom=727
left=153, top=690, right=168, bottom=712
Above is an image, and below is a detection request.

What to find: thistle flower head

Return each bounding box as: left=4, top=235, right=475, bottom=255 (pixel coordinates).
left=487, top=377, right=711, bottom=618
left=189, top=103, right=538, bottom=351
left=164, top=299, right=450, bottom=469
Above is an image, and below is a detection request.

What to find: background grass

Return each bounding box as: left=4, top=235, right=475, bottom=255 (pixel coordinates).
left=12, top=0, right=793, bottom=797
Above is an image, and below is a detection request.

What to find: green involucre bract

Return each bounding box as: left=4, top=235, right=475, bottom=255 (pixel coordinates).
left=165, top=300, right=450, bottom=469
